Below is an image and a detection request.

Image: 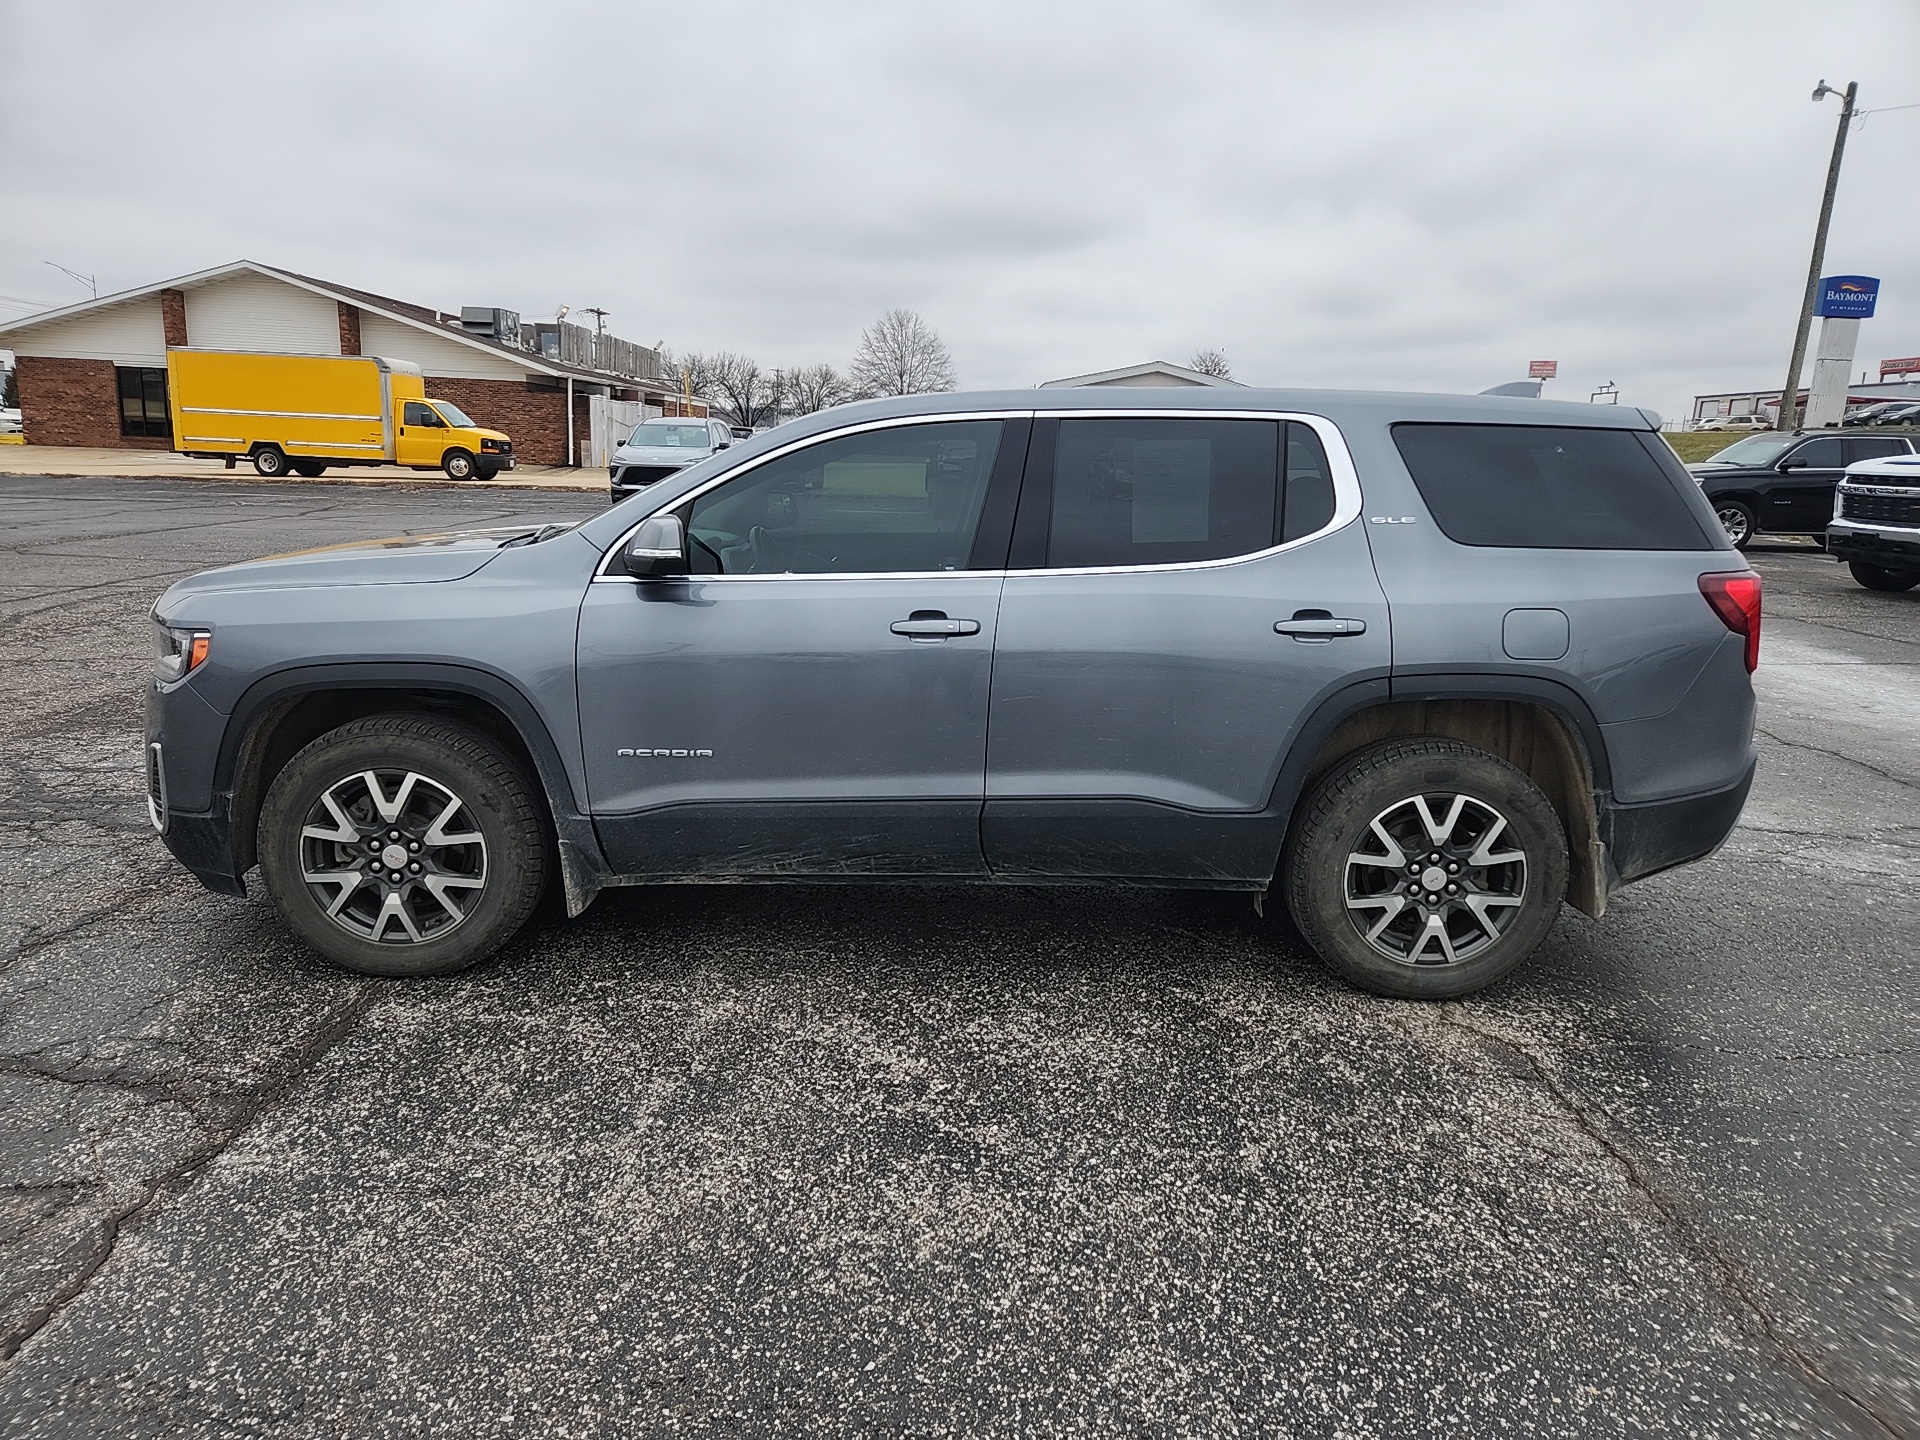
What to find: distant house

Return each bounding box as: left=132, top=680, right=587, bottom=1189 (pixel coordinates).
left=0, top=260, right=688, bottom=464
left=1039, top=360, right=1244, bottom=389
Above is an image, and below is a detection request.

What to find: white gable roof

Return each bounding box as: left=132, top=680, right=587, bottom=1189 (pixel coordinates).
left=1039, top=360, right=1245, bottom=389
left=0, top=260, right=634, bottom=386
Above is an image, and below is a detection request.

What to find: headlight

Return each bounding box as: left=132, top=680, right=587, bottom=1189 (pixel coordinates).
left=153, top=623, right=211, bottom=683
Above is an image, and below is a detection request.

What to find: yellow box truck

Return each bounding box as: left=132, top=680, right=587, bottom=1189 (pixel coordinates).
left=166, top=350, right=516, bottom=480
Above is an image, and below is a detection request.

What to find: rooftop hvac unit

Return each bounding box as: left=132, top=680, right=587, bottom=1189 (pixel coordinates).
left=460, top=307, right=522, bottom=345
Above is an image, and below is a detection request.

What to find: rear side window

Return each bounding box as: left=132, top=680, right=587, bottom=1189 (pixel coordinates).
left=1047, top=418, right=1278, bottom=568
left=1848, top=437, right=1908, bottom=462
left=1391, top=424, right=1715, bottom=550
left=1282, top=424, right=1336, bottom=542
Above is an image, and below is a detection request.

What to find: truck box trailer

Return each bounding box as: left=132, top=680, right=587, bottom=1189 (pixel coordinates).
left=166, top=349, right=516, bottom=480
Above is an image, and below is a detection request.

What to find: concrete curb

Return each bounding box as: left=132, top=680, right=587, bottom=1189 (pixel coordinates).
left=0, top=468, right=608, bottom=494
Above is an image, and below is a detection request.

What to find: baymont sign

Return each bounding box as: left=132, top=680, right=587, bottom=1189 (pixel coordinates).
left=1816, top=275, right=1880, bottom=319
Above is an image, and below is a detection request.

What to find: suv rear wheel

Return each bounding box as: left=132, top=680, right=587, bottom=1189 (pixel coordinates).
left=257, top=714, right=548, bottom=976
left=1284, top=737, right=1569, bottom=999
left=1848, top=560, right=1920, bottom=592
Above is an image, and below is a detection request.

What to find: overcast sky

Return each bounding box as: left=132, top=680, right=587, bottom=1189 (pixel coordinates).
left=3, top=0, right=1917, bottom=420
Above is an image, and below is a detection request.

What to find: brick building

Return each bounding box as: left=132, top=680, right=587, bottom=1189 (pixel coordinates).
left=0, top=260, right=684, bottom=465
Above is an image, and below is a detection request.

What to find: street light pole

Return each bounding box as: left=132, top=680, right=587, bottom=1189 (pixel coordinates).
left=1777, top=80, right=1856, bottom=431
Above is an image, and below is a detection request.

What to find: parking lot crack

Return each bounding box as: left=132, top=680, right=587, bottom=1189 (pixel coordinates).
left=1755, top=726, right=1918, bottom=791
left=1440, top=1005, right=1901, bottom=1440
left=0, top=985, right=377, bottom=1365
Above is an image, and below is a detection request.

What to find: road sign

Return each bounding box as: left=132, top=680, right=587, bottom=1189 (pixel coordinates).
left=1528, top=360, right=1558, bottom=379
left=1880, top=356, right=1920, bottom=378
left=1816, top=275, right=1879, bottom=319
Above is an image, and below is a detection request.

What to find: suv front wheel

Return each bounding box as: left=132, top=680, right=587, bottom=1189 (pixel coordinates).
left=1284, top=738, right=1569, bottom=999
left=1712, top=499, right=1756, bottom=549
left=257, top=714, right=549, bottom=976
left=1848, top=560, right=1920, bottom=592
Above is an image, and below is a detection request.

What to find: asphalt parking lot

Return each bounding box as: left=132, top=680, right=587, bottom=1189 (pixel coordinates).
left=0, top=476, right=1913, bottom=1438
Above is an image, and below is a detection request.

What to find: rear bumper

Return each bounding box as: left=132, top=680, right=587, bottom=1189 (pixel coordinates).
left=1826, top=518, right=1920, bottom=567
left=1601, top=757, right=1755, bottom=889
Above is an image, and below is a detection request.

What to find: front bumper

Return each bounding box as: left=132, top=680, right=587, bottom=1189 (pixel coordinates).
left=147, top=678, right=248, bottom=897
left=1601, top=758, right=1756, bottom=890
left=610, top=462, right=692, bottom=494
left=1826, top=518, right=1920, bottom=567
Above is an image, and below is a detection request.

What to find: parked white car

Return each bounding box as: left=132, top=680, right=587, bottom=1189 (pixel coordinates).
left=0, top=407, right=23, bottom=435
left=1695, top=414, right=1770, bottom=432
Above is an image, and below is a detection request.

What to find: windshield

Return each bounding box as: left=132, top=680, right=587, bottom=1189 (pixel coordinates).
left=1698, top=434, right=1793, bottom=467
left=431, top=401, right=476, bottom=427
left=624, top=423, right=713, bottom=450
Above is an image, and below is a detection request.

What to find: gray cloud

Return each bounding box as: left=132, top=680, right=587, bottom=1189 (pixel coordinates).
left=3, top=0, right=1916, bottom=419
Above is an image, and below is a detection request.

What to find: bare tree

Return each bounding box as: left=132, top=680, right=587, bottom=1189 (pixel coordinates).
left=1188, top=348, right=1232, bottom=380
left=849, top=309, right=956, bottom=397
left=710, top=352, right=787, bottom=430
left=782, top=362, right=848, bottom=416
left=660, top=349, right=724, bottom=410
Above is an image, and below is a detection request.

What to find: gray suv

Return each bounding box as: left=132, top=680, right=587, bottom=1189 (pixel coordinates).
left=147, top=389, right=1759, bottom=998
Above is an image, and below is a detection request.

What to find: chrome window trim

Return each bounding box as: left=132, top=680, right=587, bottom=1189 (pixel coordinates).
left=591, top=407, right=1364, bottom=583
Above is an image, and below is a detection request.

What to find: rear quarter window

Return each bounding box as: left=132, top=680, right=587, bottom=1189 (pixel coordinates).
left=1391, top=423, right=1718, bottom=550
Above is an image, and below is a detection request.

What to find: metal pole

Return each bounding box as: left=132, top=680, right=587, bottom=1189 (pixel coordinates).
left=566, top=375, right=574, bottom=467
left=1778, top=81, right=1856, bottom=431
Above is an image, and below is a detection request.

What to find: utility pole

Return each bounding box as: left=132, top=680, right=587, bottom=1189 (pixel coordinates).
left=582, top=307, right=609, bottom=370
left=1777, top=80, right=1856, bottom=431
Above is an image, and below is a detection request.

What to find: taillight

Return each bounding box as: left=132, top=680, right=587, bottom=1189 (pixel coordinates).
left=1699, top=571, right=1761, bottom=672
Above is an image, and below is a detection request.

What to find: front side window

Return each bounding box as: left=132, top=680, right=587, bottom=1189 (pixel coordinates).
left=1044, top=418, right=1281, bottom=569
left=403, top=401, right=443, bottom=427
left=116, top=366, right=169, bottom=438
left=1785, top=438, right=1845, bottom=469
left=684, top=420, right=1002, bottom=575
left=1392, top=424, right=1715, bottom=550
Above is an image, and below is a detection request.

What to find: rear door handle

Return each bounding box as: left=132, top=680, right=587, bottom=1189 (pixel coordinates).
left=1275, top=616, right=1367, bottom=638
left=891, top=615, right=980, bottom=638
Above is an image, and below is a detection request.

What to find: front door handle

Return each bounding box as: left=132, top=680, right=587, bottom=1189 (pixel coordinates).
left=891, top=614, right=980, bottom=638
left=1275, top=615, right=1367, bottom=639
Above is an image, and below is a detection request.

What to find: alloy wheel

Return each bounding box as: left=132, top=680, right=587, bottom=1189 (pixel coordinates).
left=298, top=769, right=487, bottom=944
left=1343, top=791, right=1528, bottom=966
left=1715, top=505, right=1752, bottom=546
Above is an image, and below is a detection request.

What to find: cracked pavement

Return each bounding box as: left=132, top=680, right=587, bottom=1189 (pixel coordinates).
left=0, top=478, right=1914, bottom=1438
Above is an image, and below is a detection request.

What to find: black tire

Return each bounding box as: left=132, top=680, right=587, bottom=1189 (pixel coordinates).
left=251, top=446, right=288, bottom=478
left=442, top=448, right=477, bottom=481
left=290, top=460, right=328, bottom=478
left=1849, top=560, right=1920, bottom=592
left=1712, top=499, right=1757, bottom=550
left=474, top=461, right=501, bottom=481
left=256, top=714, right=549, bottom=977
left=1283, top=737, right=1569, bottom=999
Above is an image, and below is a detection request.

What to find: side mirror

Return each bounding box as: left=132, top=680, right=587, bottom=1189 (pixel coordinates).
left=715, top=438, right=731, bottom=449
left=619, top=513, right=687, bottom=577
left=1777, top=458, right=1806, bottom=472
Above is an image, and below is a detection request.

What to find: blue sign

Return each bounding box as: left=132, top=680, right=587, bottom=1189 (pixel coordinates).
left=1816, top=275, right=1879, bottom=318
